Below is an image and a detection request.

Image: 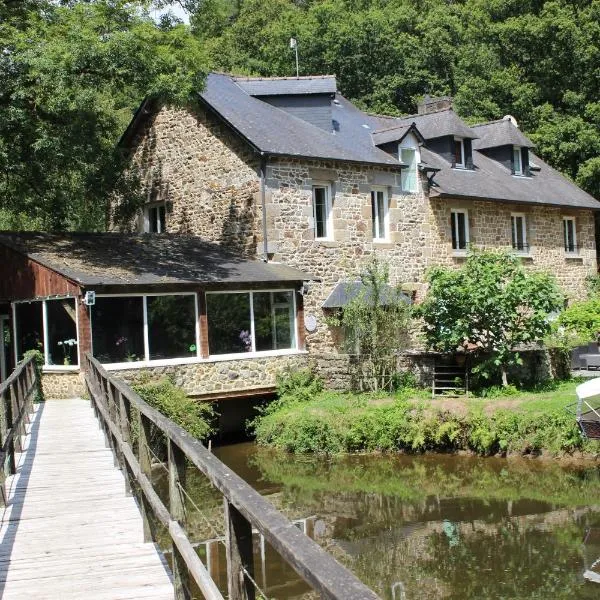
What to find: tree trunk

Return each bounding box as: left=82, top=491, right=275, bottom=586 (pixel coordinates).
left=501, top=367, right=509, bottom=387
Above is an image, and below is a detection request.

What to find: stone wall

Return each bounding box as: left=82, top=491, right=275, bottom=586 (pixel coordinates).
left=125, top=105, right=261, bottom=256
left=265, top=158, right=429, bottom=353
left=428, top=198, right=597, bottom=300
left=42, top=371, right=85, bottom=399
left=111, top=354, right=308, bottom=398
left=124, top=105, right=597, bottom=354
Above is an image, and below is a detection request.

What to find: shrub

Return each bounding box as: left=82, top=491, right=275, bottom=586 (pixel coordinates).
left=133, top=378, right=215, bottom=441
left=275, top=368, right=323, bottom=403
left=23, top=349, right=45, bottom=402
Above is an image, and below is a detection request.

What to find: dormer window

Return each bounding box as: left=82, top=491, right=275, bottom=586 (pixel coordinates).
left=453, top=137, right=465, bottom=168
left=399, top=133, right=420, bottom=193
left=513, top=146, right=523, bottom=176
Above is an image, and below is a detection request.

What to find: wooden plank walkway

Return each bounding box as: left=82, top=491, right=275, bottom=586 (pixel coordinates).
left=0, top=399, right=174, bottom=599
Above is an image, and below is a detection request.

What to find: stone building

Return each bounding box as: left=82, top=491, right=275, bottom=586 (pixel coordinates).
left=2, top=73, right=598, bottom=399
left=119, top=73, right=600, bottom=356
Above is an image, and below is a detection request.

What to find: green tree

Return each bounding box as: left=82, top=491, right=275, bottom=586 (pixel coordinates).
left=0, top=0, right=206, bottom=230
left=556, top=297, right=600, bottom=343
left=326, top=256, right=410, bottom=392
left=415, top=250, right=564, bottom=387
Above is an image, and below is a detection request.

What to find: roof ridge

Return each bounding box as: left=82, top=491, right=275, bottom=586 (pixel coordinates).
left=471, top=118, right=511, bottom=128
left=397, top=106, right=456, bottom=120
left=372, top=122, right=413, bottom=134
left=232, top=74, right=336, bottom=82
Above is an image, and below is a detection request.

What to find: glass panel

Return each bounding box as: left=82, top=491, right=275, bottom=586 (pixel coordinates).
left=147, top=205, right=166, bottom=233
left=371, top=191, right=378, bottom=238
left=371, top=191, right=386, bottom=239
left=15, top=302, right=43, bottom=361
left=401, top=149, right=417, bottom=192
left=313, top=187, right=328, bottom=238
left=457, top=212, right=466, bottom=248
left=254, top=291, right=295, bottom=352
left=512, top=216, right=525, bottom=250
left=46, top=299, right=78, bottom=366
left=377, top=192, right=386, bottom=238
left=564, top=219, right=576, bottom=252
left=92, top=297, right=144, bottom=363
left=147, top=295, right=196, bottom=360
left=452, top=212, right=468, bottom=250
left=454, top=140, right=463, bottom=165
left=207, top=293, right=251, bottom=355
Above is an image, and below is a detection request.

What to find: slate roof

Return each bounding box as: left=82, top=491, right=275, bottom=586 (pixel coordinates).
left=234, top=75, right=336, bottom=96
left=421, top=146, right=599, bottom=209
left=322, top=281, right=411, bottom=308
left=472, top=118, right=535, bottom=149
left=123, top=72, right=600, bottom=210
left=371, top=123, right=424, bottom=146
left=198, top=73, right=401, bottom=167
left=388, top=109, right=479, bottom=140
left=0, top=232, right=314, bottom=287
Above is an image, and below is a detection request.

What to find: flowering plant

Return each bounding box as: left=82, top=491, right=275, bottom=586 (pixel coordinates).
left=239, top=330, right=252, bottom=351
left=57, top=338, right=78, bottom=365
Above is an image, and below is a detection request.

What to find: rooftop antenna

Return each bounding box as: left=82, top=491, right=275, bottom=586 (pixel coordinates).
left=289, top=38, right=299, bottom=78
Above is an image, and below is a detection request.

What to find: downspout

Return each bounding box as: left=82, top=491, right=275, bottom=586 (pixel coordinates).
left=260, top=154, right=269, bottom=262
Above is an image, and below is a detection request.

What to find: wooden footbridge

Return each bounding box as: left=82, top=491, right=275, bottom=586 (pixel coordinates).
left=0, top=355, right=381, bottom=600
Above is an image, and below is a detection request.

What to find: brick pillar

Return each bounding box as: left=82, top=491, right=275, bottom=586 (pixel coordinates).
left=198, top=290, right=209, bottom=358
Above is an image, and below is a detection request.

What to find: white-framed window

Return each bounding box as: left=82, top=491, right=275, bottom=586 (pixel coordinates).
left=312, top=184, right=333, bottom=240
left=451, top=209, right=469, bottom=252
left=12, top=297, right=80, bottom=369
left=513, top=146, right=523, bottom=176
left=399, top=133, right=420, bottom=193
left=563, top=217, right=577, bottom=254
left=453, top=137, right=465, bottom=168
left=206, top=290, right=297, bottom=357
left=143, top=202, right=166, bottom=233
left=511, top=213, right=528, bottom=253
left=371, top=188, right=389, bottom=240
left=91, top=293, right=200, bottom=366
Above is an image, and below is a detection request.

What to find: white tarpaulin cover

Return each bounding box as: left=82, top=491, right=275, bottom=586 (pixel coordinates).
left=576, top=377, right=600, bottom=401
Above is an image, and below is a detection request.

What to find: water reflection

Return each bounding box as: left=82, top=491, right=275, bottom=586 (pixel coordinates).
left=210, top=444, right=600, bottom=600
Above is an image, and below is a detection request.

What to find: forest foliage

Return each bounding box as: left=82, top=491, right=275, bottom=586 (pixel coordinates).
left=2, top=0, right=600, bottom=229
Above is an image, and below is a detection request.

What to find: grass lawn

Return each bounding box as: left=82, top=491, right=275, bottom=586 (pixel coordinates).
left=428, top=378, right=581, bottom=416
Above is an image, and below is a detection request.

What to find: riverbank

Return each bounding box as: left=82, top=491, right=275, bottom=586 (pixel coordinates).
left=251, top=378, right=600, bottom=457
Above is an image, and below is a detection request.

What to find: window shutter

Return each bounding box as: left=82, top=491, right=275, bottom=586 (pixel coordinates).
left=522, top=148, right=530, bottom=176
left=510, top=146, right=515, bottom=175
left=464, top=139, right=473, bottom=169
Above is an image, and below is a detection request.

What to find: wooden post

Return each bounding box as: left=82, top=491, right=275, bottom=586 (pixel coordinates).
left=168, top=439, right=190, bottom=599
left=0, top=390, right=8, bottom=506
left=224, top=500, right=255, bottom=600
left=118, top=390, right=133, bottom=496
left=107, top=382, right=119, bottom=468
left=9, top=383, right=22, bottom=454
left=138, top=410, right=154, bottom=543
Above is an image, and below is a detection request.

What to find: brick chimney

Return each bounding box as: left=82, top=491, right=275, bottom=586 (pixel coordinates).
left=417, top=95, right=453, bottom=115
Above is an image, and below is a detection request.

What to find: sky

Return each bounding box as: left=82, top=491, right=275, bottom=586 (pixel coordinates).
left=151, top=2, right=190, bottom=25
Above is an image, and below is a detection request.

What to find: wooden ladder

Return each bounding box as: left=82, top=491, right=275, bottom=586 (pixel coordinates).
left=432, top=358, right=468, bottom=398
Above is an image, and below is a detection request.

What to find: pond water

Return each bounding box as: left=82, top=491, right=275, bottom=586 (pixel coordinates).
left=159, top=444, right=600, bottom=599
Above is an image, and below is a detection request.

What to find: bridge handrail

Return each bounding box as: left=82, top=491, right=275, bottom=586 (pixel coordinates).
left=0, top=355, right=38, bottom=505
left=84, top=353, right=380, bottom=600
